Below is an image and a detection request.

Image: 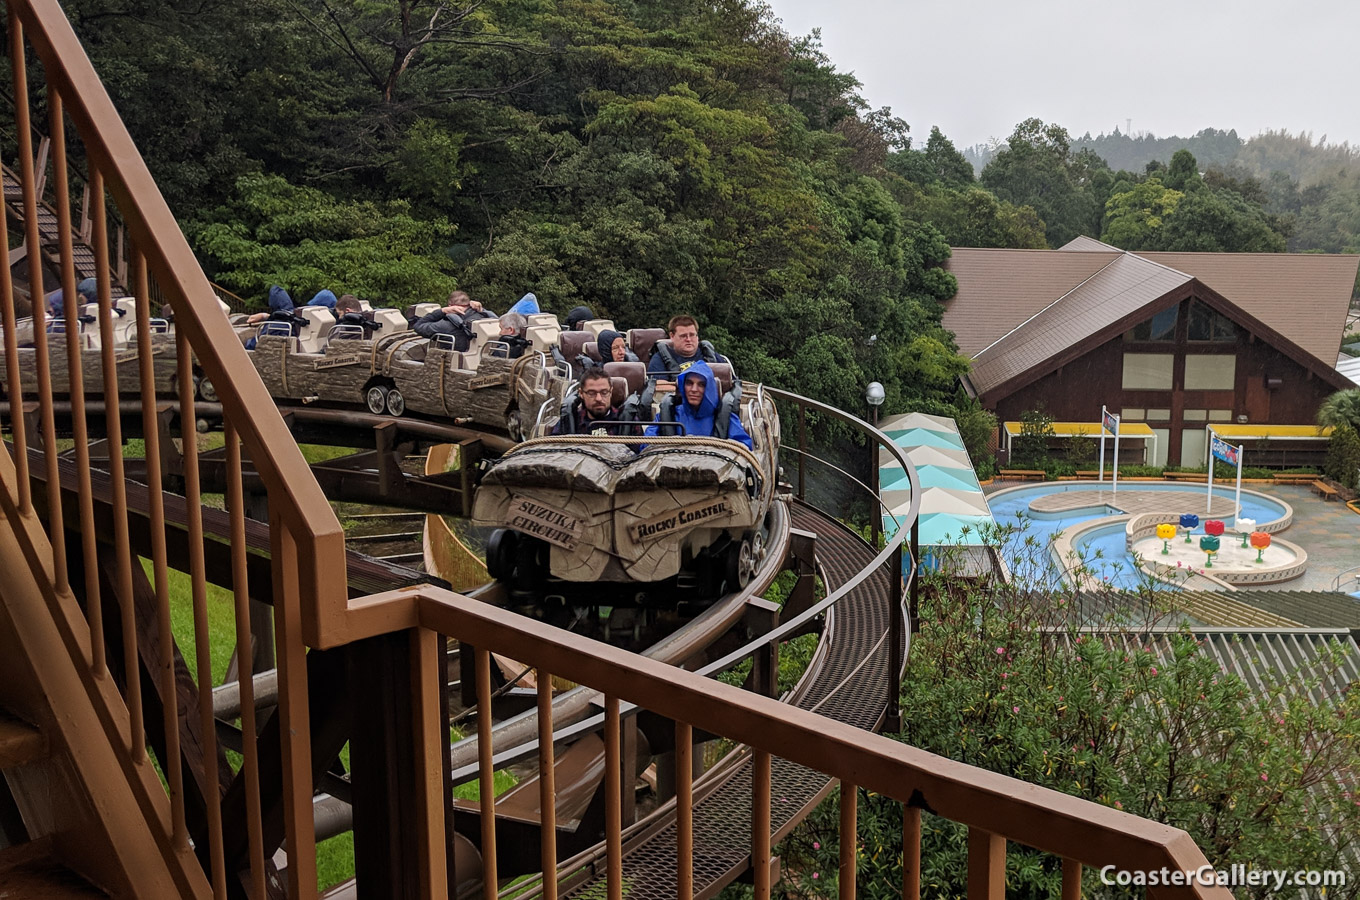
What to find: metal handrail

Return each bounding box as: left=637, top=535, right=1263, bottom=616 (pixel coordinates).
left=1332, top=564, right=1360, bottom=592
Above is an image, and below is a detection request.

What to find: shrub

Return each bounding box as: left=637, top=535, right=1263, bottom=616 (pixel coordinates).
left=1012, top=405, right=1055, bottom=469
left=1325, top=423, right=1360, bottom=489
left=769, top=529, right=1360, bottom=898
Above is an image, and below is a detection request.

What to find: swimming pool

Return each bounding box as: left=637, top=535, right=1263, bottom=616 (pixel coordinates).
left=985, top=481, right=1291, bottom=590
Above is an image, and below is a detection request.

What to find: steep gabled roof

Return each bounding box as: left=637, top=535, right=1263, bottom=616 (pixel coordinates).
left=943, top=241, right=1360, bottom=402
left=965, top=253, right=1191, bottom=397
left=942, top=249, right=1117, bottom=357
left=1141, top=251, right=1359, bottom=366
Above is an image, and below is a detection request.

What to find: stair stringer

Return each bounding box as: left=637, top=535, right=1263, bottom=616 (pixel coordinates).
left=0, top=447, right=211, bottom=899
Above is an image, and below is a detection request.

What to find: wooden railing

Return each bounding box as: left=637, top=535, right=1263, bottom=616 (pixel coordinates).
left=1, top=1, right=343, bottom=896
left=0, top=1, right=1230, bottom=898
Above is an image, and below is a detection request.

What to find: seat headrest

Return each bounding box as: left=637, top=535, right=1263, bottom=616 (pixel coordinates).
left=558, top=330, right=592, bottom=360
left=526, top=313, right=559, bottom=329
left=526, top=323, right=560, bottom=352
left=582, top=318, right=615, bottom=339
left=603, top=361, right=646, bottom=398
left=583, top=341, right=602, bottom=363
left=610, top=376, right=628, bottom=409
left=471, top=318, right=502, bottom=346
left=628, top=328, right=666, bottom=364
left=708, top=361, right=734, bottom=395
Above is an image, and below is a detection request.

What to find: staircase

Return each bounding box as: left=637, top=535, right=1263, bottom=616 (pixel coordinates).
left=0, top=714, right=106, bottom=897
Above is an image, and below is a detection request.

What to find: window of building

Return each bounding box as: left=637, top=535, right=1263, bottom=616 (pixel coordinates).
left=1188, top=300, right=1238, bottom=342
left=1184, top=409, right=1207, bottom=421
left=1121, top=353, right=1174, bottom=390
left=1127, top=306, right=1179, bottom=341
left=1184, top=354, right=1237, bottom=390
left=1122, top=407, right=1145, bottom=420
left=1146, top=408, right=1171, bottom=421
left=1208, top=409, right=1233, bottom=422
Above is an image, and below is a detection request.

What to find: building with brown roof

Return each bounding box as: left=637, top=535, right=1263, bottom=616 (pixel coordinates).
left=942, top=238, right=1359, bottom=467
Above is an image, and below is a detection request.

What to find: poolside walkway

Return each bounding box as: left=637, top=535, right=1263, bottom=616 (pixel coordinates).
left=1235, top=484, right=1360, bottom=592
left=1028, top=488, right=1239, bottom=519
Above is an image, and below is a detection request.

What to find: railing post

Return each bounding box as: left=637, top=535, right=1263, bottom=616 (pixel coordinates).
left=966, top=828, right=1004, bottom=900
left=797, top=405, right=806, bottom=500
left=909, top=515, right=921, bottom=635
left=902, top=805, right=921, bottom=900
left=885, top=541, right=903, bottom=734
left=839, top=782, right=856, bottom=900
left=1062, top=858, right=1082, bottom=900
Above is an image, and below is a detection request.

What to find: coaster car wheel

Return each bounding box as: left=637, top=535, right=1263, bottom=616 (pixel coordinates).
left=385, top=387, right=406, bottom=416
left=365, top=384, right=389, bottom=415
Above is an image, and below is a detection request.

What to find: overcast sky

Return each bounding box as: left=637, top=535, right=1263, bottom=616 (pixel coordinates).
left=767, top=0, right=1360, bottom=153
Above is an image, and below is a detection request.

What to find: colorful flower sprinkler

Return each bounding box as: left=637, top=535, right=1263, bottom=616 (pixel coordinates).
left=1200, top=533, right=1221, bottom=567
left=1235, top=517, right=1256, bottom=548
left=1250, top=531, right=1271, bottom=563
left=1156, top=522, right=1176, bottom=555
left=1179, top=513, right=1199, bottom=542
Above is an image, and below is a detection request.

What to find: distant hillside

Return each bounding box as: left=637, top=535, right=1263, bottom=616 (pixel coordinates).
left=1072, top=128, right=1244, bottom=173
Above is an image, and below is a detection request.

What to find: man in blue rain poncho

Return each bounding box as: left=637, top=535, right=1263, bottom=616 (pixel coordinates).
left=643, top=359, right=751, bottom=449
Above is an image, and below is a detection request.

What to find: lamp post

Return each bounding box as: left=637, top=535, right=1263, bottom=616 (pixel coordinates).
left=866, top=381, right=885, bottom=427
left=866, top=382, right=886, bottom=545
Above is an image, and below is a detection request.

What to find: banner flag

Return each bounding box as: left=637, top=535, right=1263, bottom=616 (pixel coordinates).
left=1211, top=434, right=1239, bottom=466
left=1102, top=408, right=1119, bottom=436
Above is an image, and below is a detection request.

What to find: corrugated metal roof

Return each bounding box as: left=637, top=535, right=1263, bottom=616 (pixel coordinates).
left=966, top=253, right=1191, bottom=396
left=1337, top=353, right=1360, bottom=387
left=942, top=248, right=1117, bottom=357
left=1141, top=251, right=1360, bottom=367
left=1074, top=589, right=1360, bottom=629
left=1059, top=235, right=1121, bottom=252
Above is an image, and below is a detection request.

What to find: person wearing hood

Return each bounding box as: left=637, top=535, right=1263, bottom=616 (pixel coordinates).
left=508, top=292, right=540, bottom=317
left=43, top=276, right=100, bottom=318
left=564, top=305, right=594, bottom=331
left=595, top=328, right=638, bottom=364
left=245, top=285, right=304, bottom=348
left=643, top=359, right=751, bottom=449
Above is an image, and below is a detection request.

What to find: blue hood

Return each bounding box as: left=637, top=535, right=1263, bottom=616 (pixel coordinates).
left=77, top=277, right=99, bottom=300
left=268, top=286, right=294, bottom=313
left=679, top=359, right=720, bottom=419
left=307, top=289, right=337, bottom=310
left=508, top=292, right=539, bottom=316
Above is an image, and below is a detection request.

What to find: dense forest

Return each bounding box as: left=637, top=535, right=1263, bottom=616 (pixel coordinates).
left=19, top=1, right=1358, bottom=436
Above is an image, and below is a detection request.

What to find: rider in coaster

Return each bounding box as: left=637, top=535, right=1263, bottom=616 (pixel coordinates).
left=644, top=359, right=751, bottom=449
left=411, top=290, right=494, bottom=350
left=646, top=314, right=727, bottom=382
left=245, top=285, right=305, bottom=348
left=597, top=328, right=638, bottom=363
left=554, top=368, right=640, bottom=436
left=493, top=312, right=530, bottom=359
left=564, top=305, right=594, bottom=331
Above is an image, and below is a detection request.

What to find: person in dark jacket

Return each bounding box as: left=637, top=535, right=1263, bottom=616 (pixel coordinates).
left=646, top=314, right=726, bottom=381
left=644, top=359, right=751, bottom=449
left=596, top=328, right=638, bottom=363
left=553, top=369, right=639, bottom=436
left=245, top=286, right=304, bottom=349
left=411, top=290, right=495, bottom=350
left=564, top=305, right=594, bottom=331
left=490, top=312, right=530, bottom=359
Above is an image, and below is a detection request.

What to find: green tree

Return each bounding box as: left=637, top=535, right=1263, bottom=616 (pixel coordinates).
left=1153, top=187, right=1289, bottom=252
left=1011, top=405, right=1055, bottom=469
left=980, top=119, right=1109, bottom=247
left=190, top=173, right=457, bottom=303
left=1101, top=179, right=1184, bottom=249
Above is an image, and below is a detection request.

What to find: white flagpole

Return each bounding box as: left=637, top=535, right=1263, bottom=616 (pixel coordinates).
left=1099, top=405, right=1106, bottom=483
left=1205, top=427, right=1214, bottom=515
left=1112, top=413, right=1120, bottom=498
left=1234, top=442, right=1244, bottom=519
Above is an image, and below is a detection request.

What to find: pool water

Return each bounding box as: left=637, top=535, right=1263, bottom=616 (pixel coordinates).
left=986, top=482, right=1290, bottom=590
